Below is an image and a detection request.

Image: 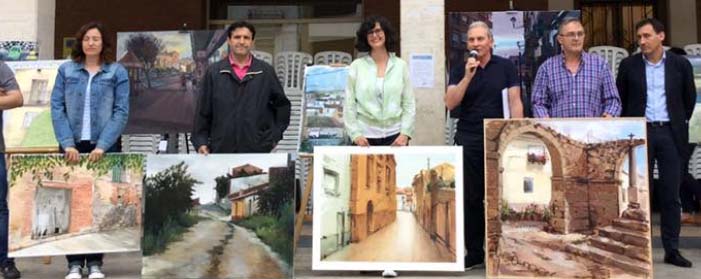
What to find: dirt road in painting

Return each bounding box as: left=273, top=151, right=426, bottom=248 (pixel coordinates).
left=142, top=207, right=289, bottom=278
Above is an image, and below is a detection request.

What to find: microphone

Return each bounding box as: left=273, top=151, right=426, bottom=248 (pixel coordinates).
left=468, top=50, right=478, bottom=59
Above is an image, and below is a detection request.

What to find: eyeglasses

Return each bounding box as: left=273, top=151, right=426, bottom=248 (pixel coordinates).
left=367, top=28, right=384, bottom=37
left=560, top=31, right=585, bottom=39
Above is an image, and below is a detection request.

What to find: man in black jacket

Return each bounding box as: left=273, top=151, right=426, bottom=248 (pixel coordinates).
left=192, top=21, right=290, bottom=153
left=617, top=18, right=696, bottom=268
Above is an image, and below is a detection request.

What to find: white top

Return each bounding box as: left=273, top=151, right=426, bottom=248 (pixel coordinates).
left=80, top=72, right=96, bottom=140
left=362, top=77, right=401, bottom=139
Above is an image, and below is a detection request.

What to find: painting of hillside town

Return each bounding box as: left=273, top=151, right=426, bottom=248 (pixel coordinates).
left=447, top=11, right=579, bottom=117
left=116, top=30, right=229, bottom=133
left=687, top=56, right=701, bottom=143
left=8, top=154, right=144, bottom=257
left=143, top=154, right=294, bottom=279
left=2, top=60, right=66, bottom=151
left=312, top=146, right=464, bottom=271
left=0, top=41, right=38, bottom=61
left=300, top=65, right=349, bottom=153
left=484, top=119, right=652, bottom=278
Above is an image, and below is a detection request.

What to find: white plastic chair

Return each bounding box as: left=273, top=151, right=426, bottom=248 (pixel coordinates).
left=683, top=44, right=701, bottom=56
left=252, top=50, right=273, bottom=65
left=588, top=46, right=629, bottom=78
left=274, top=51, right=313, bottom=91
left=314, top=51, right=352, bottom=65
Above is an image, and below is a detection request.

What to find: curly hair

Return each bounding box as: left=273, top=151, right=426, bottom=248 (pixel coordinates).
left=354, top=15, right=397, bottom=53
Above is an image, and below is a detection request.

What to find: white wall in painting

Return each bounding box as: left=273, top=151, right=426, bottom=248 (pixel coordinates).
left=319, top=153, right=351, bottom=258
left=501, top=134, right=552, bottom=208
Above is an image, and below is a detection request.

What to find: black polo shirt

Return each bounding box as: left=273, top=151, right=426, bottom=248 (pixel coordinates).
left=448, top=55, right=518, bottom=135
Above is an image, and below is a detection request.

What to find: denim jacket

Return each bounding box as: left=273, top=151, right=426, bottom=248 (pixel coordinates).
left=50, top=61, right=129, bottom=150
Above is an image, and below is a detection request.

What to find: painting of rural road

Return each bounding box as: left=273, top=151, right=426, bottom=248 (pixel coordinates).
left=142, top=154, right=294, bottom=279
left=312, top=146, right=464, bottom=271
left=116, top=30, right=229, bottom=133
left=8, top=154, right=144, bottom=257
left=484, top=118, right=652, bottom=278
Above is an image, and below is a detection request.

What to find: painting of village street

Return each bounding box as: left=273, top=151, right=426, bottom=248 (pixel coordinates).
left=300, top=65, right=349, bottom=153
left=7, top=154, right=144, bottom=257
left=2, top=60, right=66, bottom=150
left=312, top=146, right=464, bottom=271
left=142, top=154, right=294, bottom=279
left=484, top=119, right=652, bottom=278
left=116, top=30, right=229, bottom=133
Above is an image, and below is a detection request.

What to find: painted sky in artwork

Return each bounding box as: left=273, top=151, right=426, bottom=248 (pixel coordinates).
left=395, top=154, right=457, bottom=188
left=146, top=154, right=288, bottom=204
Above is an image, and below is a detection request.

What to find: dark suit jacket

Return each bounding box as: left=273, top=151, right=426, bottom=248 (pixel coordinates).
left=616, top=51, right=697, bottom=160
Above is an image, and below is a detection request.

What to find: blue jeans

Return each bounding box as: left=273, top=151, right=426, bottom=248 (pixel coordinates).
left=0, top=154, right=14, bottom=266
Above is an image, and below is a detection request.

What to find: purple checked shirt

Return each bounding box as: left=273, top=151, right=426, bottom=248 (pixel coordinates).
left=531, top=52, right=622, bottom=118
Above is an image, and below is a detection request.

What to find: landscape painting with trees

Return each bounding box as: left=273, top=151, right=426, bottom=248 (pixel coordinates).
left=116, top=30, right=229, bottom=133
left=143, top=154, right=294, bottom=279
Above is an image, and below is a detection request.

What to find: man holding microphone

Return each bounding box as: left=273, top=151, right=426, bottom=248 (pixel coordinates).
left=445, top=21, right=523, bottom=270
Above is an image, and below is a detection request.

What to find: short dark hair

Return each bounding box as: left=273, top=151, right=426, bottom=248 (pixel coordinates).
left=635, top=18, right=665, bottom=34
left=71, top=21, right=113, bottom=64
left=355, top=15, right=398, bottom=53
left=226, top=21, right=256, bottom=40
left=557, top=17, right=583, bottom=35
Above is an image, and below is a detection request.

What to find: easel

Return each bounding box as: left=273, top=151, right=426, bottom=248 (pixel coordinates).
left=5, top=146, right=60, bottom=265
left=293, top=153, right=313, bottom=251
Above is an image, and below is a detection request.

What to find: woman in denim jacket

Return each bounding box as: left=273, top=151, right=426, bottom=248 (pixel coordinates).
left=50, top=21, right=129, bottom=279
left=344, top=15, right=416, bottom=148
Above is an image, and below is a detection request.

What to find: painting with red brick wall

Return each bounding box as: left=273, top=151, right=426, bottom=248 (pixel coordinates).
left=484, top=119, right=652, bottom=278
left=312, top=146, right=464, bottom=272
left=7, top=153, right=144, bottom=258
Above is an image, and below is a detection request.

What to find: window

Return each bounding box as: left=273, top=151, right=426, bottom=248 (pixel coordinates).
left=523, top=177, right=534, bottom=193
left=323, top=168, right=340, bottom=196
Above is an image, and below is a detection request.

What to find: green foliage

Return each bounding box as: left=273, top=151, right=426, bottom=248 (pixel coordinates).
left=143, top=161, right=201, bottom=233
left=256, top=167, right=294, bottom=217
left=236, top=201, right=294, bottom=265
left=142, top=212, right=203, bottom=256
left=214, top=174, right=231, bottom=201
left=9, top=154, right=144, bottom=187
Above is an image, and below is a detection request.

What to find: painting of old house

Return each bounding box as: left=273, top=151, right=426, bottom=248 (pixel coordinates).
left=143, top=154, right=293, bottom=279
left=3, top=60, right=66, bottom=150
left=312, top=146, right=464, bottom=271
left=8, top=154, right=144, bottom=257
left=484, top=119, right=652, bottom=278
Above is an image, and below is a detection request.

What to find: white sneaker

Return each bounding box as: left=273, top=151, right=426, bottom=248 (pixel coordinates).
left=65, top=265, right=82, bottom=279
left=382, top=269, right=398, bottom=277
left=88, top=265, right=105, bottom=279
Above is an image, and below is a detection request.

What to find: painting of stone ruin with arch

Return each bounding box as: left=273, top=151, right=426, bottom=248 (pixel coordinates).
left=484, top=118, right=652, bottom=278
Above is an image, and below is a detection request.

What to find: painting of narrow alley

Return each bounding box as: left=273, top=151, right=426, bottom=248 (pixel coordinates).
left=142, top=154, right=293, bottom=279
left=484, top=119, right=652, bottom=278
left=8, top=154, right=144, bottom=257
left=312, top=146, right=464, bottom=271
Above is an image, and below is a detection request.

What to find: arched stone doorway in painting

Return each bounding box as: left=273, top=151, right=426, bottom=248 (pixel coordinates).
left=366, top=200, right=374, bottom=236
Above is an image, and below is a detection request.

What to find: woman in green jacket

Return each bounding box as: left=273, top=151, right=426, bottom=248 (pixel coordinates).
left=344, top=15, right=415, bottom=146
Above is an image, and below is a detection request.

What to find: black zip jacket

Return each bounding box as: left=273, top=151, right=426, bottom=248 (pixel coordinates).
left=192, top=57, right=291, bottom=153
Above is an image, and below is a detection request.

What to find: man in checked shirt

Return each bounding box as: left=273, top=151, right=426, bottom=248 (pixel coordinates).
left=531, top=17, right=621, bottom=118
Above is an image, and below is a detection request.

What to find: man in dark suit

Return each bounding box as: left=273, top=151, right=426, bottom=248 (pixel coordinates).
left=617, top=18, right=696, bottom=268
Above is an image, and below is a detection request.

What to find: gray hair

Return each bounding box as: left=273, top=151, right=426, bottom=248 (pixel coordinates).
left=467, top=21, right=494, bottom=40
left=557, top=17, right=583, bottom=35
